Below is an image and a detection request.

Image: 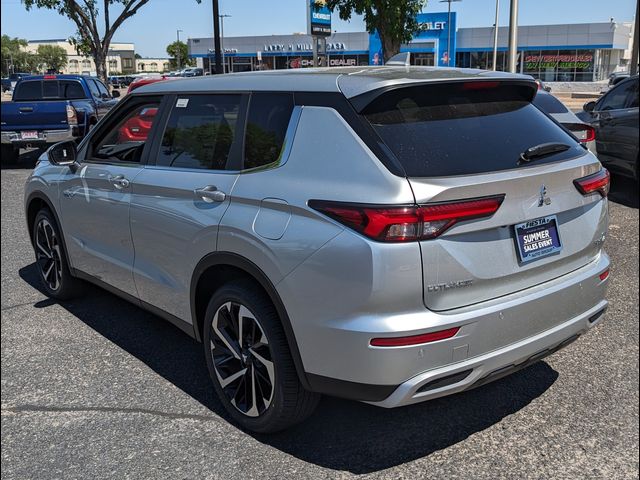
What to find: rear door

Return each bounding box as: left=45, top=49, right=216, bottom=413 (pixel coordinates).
left=129, top=93, right=246, bottom=321
left=360, top=80, right=607, bottom=311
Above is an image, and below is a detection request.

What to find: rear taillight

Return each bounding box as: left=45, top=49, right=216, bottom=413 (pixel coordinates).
left=309, top=195, right=505, bottom=243
left=66, top=104, right=78, bottom=126
left=574, top=169, right=610, bottom=198
left=566, top=123, right=595, bottom=143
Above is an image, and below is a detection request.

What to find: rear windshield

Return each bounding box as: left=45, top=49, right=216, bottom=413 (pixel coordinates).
left=532, top=92, right=569, bottom=114
left=362, top=82, right=584, bottom=177
left=13, top=80, right=86, bottom=101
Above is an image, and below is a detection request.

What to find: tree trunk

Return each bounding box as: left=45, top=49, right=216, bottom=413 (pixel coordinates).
left=379, top=26, right=401, bottom=63
left=94, top=49, right=107, bottom=84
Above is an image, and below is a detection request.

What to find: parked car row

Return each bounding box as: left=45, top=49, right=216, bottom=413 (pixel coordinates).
left=1, top=74, right=119, bottom=163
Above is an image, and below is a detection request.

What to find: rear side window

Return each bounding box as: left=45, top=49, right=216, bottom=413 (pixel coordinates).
left=244, top=92, right=295, bottom=170
left=532, top=92, right=569, bottom=114
left=157, top=94, right=241, bottom=170
left=362, top=82, right=584, bottom=177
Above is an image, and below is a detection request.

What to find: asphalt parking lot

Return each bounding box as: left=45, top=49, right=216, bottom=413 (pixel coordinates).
left=1, top=151, right=638, bottom=479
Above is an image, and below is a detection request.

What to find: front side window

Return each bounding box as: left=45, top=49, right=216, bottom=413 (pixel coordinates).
left=90, top=98, right=161, bottom=163
left=94, top=80, right=110, bottom=97
left=87, top=79, right=101, bottom=99
left=624, top=80, right=639, bottom=108
left=598, top=81, right=635, bottom=111
left=244, top=92, right=294, bottom=170
left=156, top=95, right=241, bottom=170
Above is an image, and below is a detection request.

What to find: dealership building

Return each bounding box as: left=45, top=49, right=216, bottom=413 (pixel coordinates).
left=188, top=12, right=635, bottom=82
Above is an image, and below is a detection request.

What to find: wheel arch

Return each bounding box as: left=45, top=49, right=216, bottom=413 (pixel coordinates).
left=190, top=252, right=311, bottom=390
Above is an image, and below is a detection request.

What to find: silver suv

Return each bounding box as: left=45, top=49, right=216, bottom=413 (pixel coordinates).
left=24, top=67, right=610, bottom=433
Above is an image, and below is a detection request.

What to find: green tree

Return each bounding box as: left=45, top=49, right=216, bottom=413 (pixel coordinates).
left=1, top=35, right=39, bottom=75
left=36, top=44, right=68, bottom=72
left=21, top=0, right=158, bottom=83
left=325, top=0, right=427, bottom=62
left=166, top=40, right=194, bottom=70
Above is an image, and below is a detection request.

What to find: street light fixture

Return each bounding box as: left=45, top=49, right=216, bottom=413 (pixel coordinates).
left=439, top=0, right=462, bottom=66
left=176, top=29, right=184, bottom=71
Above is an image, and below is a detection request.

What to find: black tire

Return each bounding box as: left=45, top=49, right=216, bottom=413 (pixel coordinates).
left=203, top=279, right=320, bottom=433
left=32, top=208, right=84, bottom=300
left=1, top=144, right=18, bottom=164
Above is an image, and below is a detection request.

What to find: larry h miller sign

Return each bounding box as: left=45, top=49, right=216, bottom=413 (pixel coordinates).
left=307, top=0, right=332, bottom=36
left=369, top=12, right=457, bottom=66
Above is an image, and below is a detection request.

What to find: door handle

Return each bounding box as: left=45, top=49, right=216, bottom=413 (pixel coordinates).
left=194, top=185, right=226, bottom=203
left=109, top=174, right=130, bottom=190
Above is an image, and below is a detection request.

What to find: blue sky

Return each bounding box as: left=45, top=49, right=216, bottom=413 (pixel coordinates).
left=1, top=0, right=636, bottom=58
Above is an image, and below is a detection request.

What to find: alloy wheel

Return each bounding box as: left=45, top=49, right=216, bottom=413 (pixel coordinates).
left=35, top=218, right=62, bottom=292
left=210, top=301, right=275, bottom=417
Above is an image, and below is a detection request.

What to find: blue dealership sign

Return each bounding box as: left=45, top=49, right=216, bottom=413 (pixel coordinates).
left=369, top=12, right=457, bottom=66
left=308, top=0, right=332, bottom=37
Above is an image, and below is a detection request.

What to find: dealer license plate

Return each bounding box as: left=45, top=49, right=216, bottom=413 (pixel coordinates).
left=20, top=131, right=39, bottom=140
left=514, top=215, right=562, bottom=263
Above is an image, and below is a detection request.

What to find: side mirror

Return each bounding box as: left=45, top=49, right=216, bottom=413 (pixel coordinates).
left=47, top=141, right=78, bottom=170
left=111, top=90, right=121, bottom=98
left=583, top=101, right=597, bottom=113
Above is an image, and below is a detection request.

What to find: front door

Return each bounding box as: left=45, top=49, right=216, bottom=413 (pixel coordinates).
left=87, top=78, right=118, bottom=120
left=593, top=79, right=637, bottom=168
left=130, top=93, right=246, bottom=321
left=57, top=96, right=163, bottom=297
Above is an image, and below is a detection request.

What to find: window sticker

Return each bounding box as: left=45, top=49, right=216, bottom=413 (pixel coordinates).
left=176, top=98, right=189, bottom=108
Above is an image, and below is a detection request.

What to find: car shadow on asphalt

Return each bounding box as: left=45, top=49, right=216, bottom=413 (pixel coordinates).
left=608, top=174, right=639, bottom=209
left=19, top=262, right=559, bottom=474
left=1, top=149, right=42, bottom=170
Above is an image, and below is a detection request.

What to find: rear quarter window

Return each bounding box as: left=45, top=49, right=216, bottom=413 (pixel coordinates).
left=362, top=82, right=585, bottom=177
left=244, top=92, right=294, bottom=170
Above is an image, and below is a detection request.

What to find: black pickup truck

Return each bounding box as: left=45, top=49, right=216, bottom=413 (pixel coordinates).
left=1, top=74, right=119, bottom=163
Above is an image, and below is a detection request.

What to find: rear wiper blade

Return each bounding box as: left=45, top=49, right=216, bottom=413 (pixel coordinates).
left=518, top=143, right=571, bottom=164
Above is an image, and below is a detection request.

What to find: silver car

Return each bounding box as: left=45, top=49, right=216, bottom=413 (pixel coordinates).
left=24, top=67, right=610, bottom=433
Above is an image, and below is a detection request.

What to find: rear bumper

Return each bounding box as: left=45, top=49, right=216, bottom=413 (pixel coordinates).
left=1, top=127, right=79, bottom=147
left=296, top=251, right=610, bottom=401
left=369, top=300, right=607, bottom=408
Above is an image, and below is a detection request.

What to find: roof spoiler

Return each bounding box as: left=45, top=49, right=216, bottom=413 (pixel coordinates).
left=386, top=52, right=411, bottom=66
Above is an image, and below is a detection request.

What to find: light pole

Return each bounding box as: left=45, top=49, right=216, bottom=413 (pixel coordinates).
left=176, top=29, right=183, bottom=71
left=439, top=0, right=462, bottom=66
left=507, top=0, right=519, bottom=73
left=630, top=0, right=638, bottom=76
left=220, top=14, right=231, bottom=74
left=212, top=0, right=223, bottom=74
left=492, top=0, right=500, bottom=70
